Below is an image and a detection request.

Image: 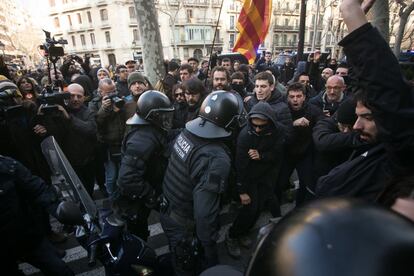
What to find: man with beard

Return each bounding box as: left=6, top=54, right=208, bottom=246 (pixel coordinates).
left=125, top=72, right=150, bottom=118
left=309, top=75, right=347, bottom=117
left=183, top=77, right=206, bottom=122
left=225, top=101, right=285, bottom=259
left=315, top=0, right=414, bottom=201
left=171, top=83, right=188, bottom=129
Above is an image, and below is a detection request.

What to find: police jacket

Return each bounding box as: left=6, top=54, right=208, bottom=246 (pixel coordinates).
left=0, top=156, right=59, bottom=249
left=246, top=90, right=293, bottom=140
left=235, top=103, right=285, bottom=194
left=117, top=124, right=168, bottom=200
left=62, top=105, right=97, bottom=166
left=88, top=94, right=126, bottom=153
left=163, top=129, right=231, bottom=246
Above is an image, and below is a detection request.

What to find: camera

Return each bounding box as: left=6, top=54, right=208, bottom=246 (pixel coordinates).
left=105, top=93, right=125, bottom=109
left=39, top=30, right=68, bottom=58
left=38, top=89, right=71, bottom=114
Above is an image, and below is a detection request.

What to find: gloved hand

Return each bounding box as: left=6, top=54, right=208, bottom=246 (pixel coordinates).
left=144, top=189, right=159, bottom=209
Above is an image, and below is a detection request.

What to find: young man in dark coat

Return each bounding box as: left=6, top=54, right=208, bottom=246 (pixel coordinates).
left=226, top=101, right=285, bottom=259
left=276, top=82, right=324, bottom=206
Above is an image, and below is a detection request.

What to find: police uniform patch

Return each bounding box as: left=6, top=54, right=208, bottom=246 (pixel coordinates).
left=173, top=133, right=194, bottom=161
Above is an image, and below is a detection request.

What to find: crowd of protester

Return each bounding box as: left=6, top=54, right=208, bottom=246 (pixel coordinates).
left=1, top=3, right=414, bottom=271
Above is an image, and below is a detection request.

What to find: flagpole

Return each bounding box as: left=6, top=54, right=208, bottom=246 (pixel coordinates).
left=206, top=0, right=224, bottom=78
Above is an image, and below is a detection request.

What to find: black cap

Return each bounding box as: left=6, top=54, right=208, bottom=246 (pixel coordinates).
left=336, top=98, right=357, bottom=125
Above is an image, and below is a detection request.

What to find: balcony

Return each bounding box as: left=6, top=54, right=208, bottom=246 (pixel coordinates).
left=273, top=25, right=299, bottom=31
left=61, top=1, right=92, bottom=13
left=96, top=0, right=108, bottom=7
left=174, top=18, right=218, bottom=26
left=274, top=8, right=300, bottom=16
left=172, top=38, right=223, bottom=46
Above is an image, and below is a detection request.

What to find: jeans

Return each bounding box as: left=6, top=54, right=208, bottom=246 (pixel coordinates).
left=104, top=151, right=120, bottom=200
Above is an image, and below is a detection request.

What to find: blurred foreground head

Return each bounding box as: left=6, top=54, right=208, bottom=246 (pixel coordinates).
left=246, top=198, right=414, bottom=276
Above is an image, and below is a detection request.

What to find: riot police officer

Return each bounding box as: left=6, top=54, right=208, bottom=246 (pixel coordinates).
left=160, top=90, right=243, bottom=275
left=113, top=90, right=174, bottom=240
left=0, top=155, right=73, bottom=275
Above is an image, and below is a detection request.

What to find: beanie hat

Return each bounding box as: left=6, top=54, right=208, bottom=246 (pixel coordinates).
left=337, top=98, right=357, bottom=125
left=128, top=72, right=146, bottom=88
left=0, top=75, right=22, bottom=98
left=96, top=68, right=110, bottom=78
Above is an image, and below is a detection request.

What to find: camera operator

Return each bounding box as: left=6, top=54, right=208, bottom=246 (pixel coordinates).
left=89, top=78, right=126, bottom=200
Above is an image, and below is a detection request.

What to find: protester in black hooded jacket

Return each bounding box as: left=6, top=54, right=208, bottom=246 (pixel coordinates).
left=315, top=0, right=414, bottom=201
left=225, top=101, right=285, bottom=259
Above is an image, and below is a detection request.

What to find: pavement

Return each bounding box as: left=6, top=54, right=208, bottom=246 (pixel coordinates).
left=19, top=186, right=295, bottom=276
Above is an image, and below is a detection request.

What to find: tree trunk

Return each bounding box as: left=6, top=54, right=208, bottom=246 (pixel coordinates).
left=133, top=0, right=165, bottom=85
left=393, top=2, right=414, bottom=57
left=370, top=0, right=389, bottom=42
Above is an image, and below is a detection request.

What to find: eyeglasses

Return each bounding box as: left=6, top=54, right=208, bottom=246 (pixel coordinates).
left=251, top=123, right=268, bottom=130
left=326, top=86, right=342, bottom=91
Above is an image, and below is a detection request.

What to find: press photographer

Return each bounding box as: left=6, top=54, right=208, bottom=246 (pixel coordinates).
left=89, top=78, right=127, bottom=200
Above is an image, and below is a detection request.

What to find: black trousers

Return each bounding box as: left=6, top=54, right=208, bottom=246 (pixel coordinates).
left=4, top=238, right=73, bottom=276
left=229, top=180, right=280, bottom=239
left=277, top=149, right=314, bottom=207
left=73, top=161, right=96, bottom=197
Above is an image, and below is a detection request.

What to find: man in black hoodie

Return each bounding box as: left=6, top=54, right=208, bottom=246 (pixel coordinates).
left=277, top=83, right=324, bottom=206
left=226, top=101, right=285, bottom=259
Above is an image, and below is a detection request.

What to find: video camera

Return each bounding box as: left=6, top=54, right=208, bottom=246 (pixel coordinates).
left=38, top=91, right=70, bottom=114
left=104, top=92, right=125, bottom=109
left=39, top=30, right=68, bottom=59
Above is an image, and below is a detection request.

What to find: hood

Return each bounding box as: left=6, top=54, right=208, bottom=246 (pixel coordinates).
left=267, top=89, right=284, bottom=105
left=248, top=101, right=278, bottom=127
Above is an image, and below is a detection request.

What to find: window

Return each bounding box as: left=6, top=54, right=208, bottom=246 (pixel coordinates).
left=71, top=35, right=76, bottom=47
left=326, top=34, right=331, bottom=45
left=90, top=33, right=96, bottom=45
left=80, top=34, right=86, bottom=46
left=186, top=9, right=193, bottom=22
left=185, top=26, right=211, bottom=41
left=87, top=11, right=92, bottom=23
left=274, top=34, right=279, bottom=45
left=133, top=29, right=139, bottom=41
left=105, top=31, right=111, bottom=43
left=317, top=31, right=322, bottom=45
left=230, top=15, right=235, bottom=29
left=309, top=31, right=314, bottom=44
left=77, top=13, right=82, bottom=24
left=100, top=9, right=108, bottom=21
left=282, top=34, right=287, bottom=45
left=184, top=48, right=189, bottom=58
left=229, top=34, right=235, bottom=48
left=293, top=34, right=297, bottom=44
left=129, top=7, right=136, bottom=19
left=53, top=17, right=60, bottom=28
left=67, top=15, right=72, bottom=26
left=284, top=18, right=289, bottom=26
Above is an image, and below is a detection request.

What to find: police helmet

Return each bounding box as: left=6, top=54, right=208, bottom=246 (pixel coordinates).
left=127, top=90, right=174, bottom=131
left=246, top=198, right=414, bottom=276
left=186, top=90, right=241, bottom=139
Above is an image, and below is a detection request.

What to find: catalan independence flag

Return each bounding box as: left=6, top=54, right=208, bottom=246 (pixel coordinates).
left=233, top=0, right=272, bottom=64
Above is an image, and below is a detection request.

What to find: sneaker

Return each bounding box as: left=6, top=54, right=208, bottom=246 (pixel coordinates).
left=239, top=235, right=252, bottom=249
left=225, top=231, right=241, bottom=259
left=47, top=230, right=67, bottom=244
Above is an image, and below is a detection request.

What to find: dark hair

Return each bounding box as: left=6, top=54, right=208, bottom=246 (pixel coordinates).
left=337, top=63, right=348, bottom=69
left=17, top=76, right=36, bottom=91
left=172, top=83, right=185, bottom=96
left=211, top=66, right=231, bottom=81
left=222, top=58, right=231, bottom=64
left=168, top=61, right=180, bottom=72
left=182, top=78, right=206, bottom=95
left=254, top=71, right=274, bottom=85
left=287, top=82, right=306, bottom=95
left=115, top=65, right=127, bottom=73
left=188, top=57, right=199, bottom=64
left=294, top=72, right=310, bottom=82
left=231, top=72, right=245, bottom=81
left=352, top=88, right=374, bottom=111
left=179, top=64, right=194, bottom=74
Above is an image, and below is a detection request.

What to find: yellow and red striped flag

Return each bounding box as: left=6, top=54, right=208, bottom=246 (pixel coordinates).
left=233, top=0, right=272, bottom=64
